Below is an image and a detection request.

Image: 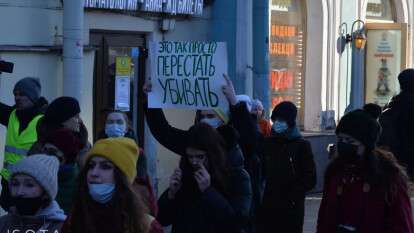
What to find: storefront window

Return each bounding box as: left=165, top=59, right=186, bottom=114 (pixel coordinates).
left=366, top=0, right=394, bottom=21
left=269, top=0, right=306, bottom=125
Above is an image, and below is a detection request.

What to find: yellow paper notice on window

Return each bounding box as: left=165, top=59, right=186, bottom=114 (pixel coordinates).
left=115, top=56, right=132, bottom=76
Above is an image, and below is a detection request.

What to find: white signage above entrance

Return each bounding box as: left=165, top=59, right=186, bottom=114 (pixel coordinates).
left=84, top=0, right=204, bottom=16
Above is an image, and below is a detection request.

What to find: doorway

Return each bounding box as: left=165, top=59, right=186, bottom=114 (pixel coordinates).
left=90, top=31, right=147, bottom=146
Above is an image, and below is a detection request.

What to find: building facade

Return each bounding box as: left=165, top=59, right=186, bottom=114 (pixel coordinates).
left=0, top=0, right=412, bottom=192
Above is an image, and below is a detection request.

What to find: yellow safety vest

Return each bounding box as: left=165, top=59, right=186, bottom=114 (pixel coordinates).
left=0, top=110, right=42, bottom=180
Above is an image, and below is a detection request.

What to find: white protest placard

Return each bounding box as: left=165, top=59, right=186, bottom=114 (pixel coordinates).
left=149, top=41, right=228, bottom=112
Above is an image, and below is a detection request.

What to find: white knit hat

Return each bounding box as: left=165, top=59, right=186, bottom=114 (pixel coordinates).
left=9, top=154, right=59, bottom=199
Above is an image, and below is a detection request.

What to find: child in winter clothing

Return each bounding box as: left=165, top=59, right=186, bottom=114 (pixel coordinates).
left=317, top=109, right=414, bottom=233
left=0, top=154, right=66, bottom=233
left=61, top=137, right=162, bottom=233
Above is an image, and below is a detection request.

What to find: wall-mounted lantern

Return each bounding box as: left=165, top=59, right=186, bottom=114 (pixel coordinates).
left=346, top=19, right=367, bottom=49
left=338, top=19, right=367, bottom=54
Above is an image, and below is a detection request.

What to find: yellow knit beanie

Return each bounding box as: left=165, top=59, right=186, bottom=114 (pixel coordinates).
left=213, top=108, right=230, bottom=124
left=86, top=137, right=139, bottom=183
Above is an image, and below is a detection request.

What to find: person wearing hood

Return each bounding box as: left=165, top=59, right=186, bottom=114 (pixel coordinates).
left=251, top=99, right=272, bottom=137
left=33, top=96, right=91, bottom=167
left=378, top=68, right=414, bottom=177
left=0, top=77, right=48, bottom=210
left=143, top=75, right=253, bottom=231
left=0, top=154, right=66, bottom=233
left=98, top=111, right=158, bottom=217
left=317, top=110, right=414, bottom=233
left=257, top=101, right=316, bottom=233
left=61, top=137, right=162, bottom=233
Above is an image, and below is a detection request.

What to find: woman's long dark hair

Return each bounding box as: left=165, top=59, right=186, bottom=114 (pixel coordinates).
left=180, top=123, right=230, bottom=197
left=64, top=162, right=149, bottom=233
left=325, top=147, right=410, bottom=203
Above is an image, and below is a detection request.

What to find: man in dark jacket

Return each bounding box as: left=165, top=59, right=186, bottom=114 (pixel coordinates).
left=0, top=77, right=47, bottom=210
left=257, top=101, right=317, bottom=233
left=379, top=69, right=414, bottom=178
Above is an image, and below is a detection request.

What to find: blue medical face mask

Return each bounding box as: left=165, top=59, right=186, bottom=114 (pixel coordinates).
left=272, top=120, right=289, bottom=133
left=88, top=183, right=115, bottom=204
left=105, top=124, right=126, bottom=138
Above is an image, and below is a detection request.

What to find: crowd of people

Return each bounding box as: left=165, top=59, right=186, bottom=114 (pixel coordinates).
left=0, top=68, right=412, bottom=233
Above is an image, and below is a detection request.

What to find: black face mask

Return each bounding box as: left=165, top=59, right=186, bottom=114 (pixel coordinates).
left=11, top=196, right=46, bottom=216
left=337, top=141, right=359, bottom=157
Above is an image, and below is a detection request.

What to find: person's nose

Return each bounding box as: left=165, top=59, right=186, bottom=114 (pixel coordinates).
left=14, top=185, right=25, bottom=196
left=89, top=166, right=101, bottom=178
left=189, top=157, right=198, bottom=166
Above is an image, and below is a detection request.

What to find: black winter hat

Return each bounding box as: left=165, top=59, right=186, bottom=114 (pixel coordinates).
left=398, top=68, right=414, bottom=92
left=271, top=101, right=297, bottom=127
left=363, top=103, right=382, bottom=119
left=336, top=109, right=380, bottom=151
left=44, top=97, right=80, bottom=126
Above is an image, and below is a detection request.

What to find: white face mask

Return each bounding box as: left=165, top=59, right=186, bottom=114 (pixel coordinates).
left=200, top=117, right=223, bottom=129
left=88, top=183, right=115, bottom=204
left=105, top=123, right=126, bottom=137
left=272, top=120, right=289, bottom=133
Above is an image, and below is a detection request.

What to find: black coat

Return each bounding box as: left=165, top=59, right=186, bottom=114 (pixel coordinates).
left=145, top=103, right=253, bottom=231
left=144, top=101, right=257, bottom=157
left=257, top=133, right=316, bottom=233
left=157, top=153, right=251, bottom=233
left=385, top=91, right=414, bottom=176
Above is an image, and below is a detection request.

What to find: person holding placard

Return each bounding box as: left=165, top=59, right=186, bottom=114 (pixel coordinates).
left=143, top=75, right=253, bottom=232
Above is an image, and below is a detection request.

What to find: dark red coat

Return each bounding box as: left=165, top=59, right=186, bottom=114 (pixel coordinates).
left=317, top=166, right=414, bottom=233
